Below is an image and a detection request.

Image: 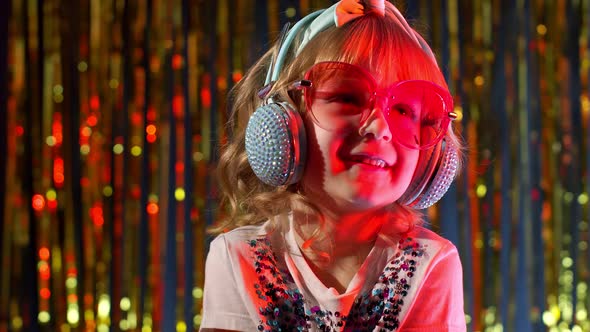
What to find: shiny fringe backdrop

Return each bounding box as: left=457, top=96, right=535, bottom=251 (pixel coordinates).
left=1, top=0, right=589, bottom=331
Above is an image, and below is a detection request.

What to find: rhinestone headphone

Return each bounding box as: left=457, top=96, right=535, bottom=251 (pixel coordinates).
left=244, top=2, right=460, bottom=209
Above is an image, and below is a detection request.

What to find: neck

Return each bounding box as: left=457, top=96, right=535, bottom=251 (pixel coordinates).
left=291, top=203, right=391, bottom=259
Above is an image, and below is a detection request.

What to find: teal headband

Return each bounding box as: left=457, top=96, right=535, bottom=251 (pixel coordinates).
left=265, top=0, right=438, bottom=86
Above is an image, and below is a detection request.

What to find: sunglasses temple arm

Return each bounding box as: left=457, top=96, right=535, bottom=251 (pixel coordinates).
left=291, top=80, right=312, bottom=90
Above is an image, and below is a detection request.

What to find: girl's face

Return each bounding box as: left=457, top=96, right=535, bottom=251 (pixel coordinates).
left=301, top=115, right=419, bottom=215
left=299, top=62, right=429, bottom=214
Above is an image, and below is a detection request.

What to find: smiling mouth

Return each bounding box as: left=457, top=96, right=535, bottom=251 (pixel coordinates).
left=346, top=155, right=389, bottom=168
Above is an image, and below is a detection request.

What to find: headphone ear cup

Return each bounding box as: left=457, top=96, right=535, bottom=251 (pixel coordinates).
left=398, top=138, right=460, bottom=209
left=245, top=101, right=307, bottom=187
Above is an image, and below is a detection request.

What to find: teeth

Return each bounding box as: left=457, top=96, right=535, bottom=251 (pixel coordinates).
left=361, top=157, right=387, bottom=168
left=348, top=154, right=389, bottom=168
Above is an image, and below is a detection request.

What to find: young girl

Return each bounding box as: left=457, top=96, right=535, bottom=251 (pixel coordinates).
left=201, top=0, right=466, bottom=331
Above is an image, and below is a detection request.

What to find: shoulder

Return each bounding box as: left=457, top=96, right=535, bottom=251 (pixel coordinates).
left=207, top=220, right=279, bottom=263
left=378, top=224, right=459, bottom=264
left=408, top=226, right=463, bottom=281
left=210, top=221, right=272, bottom=247
left=379, top=224, right=461, bottom=279
left=396, top=227, right=466, bottom=330
left=376, top=225, right=465, bottom=330
left=408, top=225, right=458, bottom=255
left=393, top=225, right=462, bottom=275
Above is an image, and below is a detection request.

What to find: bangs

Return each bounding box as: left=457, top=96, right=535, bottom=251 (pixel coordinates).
left=304, top=14, right=447, bottom=89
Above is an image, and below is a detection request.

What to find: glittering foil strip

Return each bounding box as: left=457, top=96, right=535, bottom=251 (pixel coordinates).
left=0, top=0, right=8, bottom=325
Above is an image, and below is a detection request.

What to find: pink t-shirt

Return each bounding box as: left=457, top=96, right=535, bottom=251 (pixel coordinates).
left=200, top=214, right=466, bottom=331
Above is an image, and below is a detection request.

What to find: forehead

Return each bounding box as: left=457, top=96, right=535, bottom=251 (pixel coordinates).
left=308, top=60, right=399, bottom=90
left=299, top=24, right=446, bottom=88
left=315, top=43, right=443, bottom=87
left=312, top=53, right=409, bottom=88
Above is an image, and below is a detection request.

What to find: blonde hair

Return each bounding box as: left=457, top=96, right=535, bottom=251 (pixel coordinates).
left=211, top=8, right=464, bottom=234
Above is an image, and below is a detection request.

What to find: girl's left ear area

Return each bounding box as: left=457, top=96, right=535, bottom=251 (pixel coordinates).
left=287, top=89, right=303, bottom=110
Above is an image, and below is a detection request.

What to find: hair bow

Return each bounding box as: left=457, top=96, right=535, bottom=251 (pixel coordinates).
left=293, top=0, right=437, bottom=65
left=333, top=0, right=437, bottom=63
left=335, top=0, right=385, bottom=26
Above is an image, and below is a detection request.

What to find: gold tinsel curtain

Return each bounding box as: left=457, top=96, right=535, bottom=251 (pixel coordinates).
left=1, top=0, right=589, bottom=331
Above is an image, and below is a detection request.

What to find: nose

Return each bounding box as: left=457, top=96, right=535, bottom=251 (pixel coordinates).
left=358, top=98, right=392, bottom=141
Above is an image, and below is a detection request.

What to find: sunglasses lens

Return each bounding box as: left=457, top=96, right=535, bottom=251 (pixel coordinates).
left=385, top=81, right=451, bottom=150
left=303, top=62, right=452, bottom=149
left=304, top=62, right=374, bottom=129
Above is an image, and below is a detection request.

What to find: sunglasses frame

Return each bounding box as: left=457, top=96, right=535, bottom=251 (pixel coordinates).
left=290, top=61, right=457, bottom=150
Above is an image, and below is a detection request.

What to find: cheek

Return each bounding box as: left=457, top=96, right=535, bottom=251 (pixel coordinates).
left=305, top=120, right=345, bottom=171
left=300, top=129, right=351, bottom=200
left=406, top=150, right=420, bottom=174
left=301, top=121, right=326, bottom=183
left=396, top=149, right=420, bottom=187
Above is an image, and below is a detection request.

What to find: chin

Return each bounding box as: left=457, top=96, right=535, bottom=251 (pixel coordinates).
left=338, top=181, right=402, bottom=205
left=331, top=192, right=396, bottom=213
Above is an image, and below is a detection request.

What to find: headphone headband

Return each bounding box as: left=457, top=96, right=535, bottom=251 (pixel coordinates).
left=266, top=9, right=325, bottom=85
